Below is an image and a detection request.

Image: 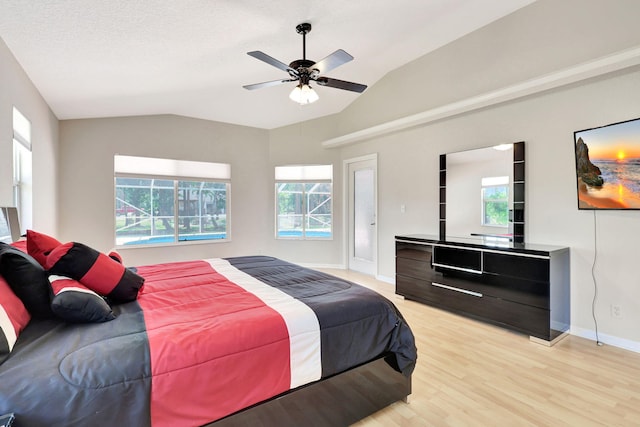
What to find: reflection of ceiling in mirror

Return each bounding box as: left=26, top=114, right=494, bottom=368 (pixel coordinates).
left=448, top=144, right=513, bottom=165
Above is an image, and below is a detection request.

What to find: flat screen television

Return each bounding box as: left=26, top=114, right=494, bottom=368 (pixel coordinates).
left=574, top=116, right=640, bottom=210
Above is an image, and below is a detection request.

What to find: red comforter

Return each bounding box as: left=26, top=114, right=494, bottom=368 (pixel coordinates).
left=139, top=258, right=321, bottom=426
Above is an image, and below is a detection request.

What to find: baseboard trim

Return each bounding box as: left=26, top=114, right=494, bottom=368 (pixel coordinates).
left=571, top=326, right=640, bottom=354
left=299, top=262, right=346, bottom=270
left=376, top=274, right=394, bottom=285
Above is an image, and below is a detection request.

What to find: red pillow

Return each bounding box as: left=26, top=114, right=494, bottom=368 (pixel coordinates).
left=26, top=230, right=62, bottom=267
left=49, top=275, right=115, bottom=323
left=9, top=239, right=27, bottom=253
left=108, top=250, right=123, bottom=264
left=46, top=242, right=144, bottom=303
left=0, top=276, right=31, bottom=364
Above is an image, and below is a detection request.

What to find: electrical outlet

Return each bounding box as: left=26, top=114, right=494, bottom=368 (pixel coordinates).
left=611, top=304, right=623, bottom=319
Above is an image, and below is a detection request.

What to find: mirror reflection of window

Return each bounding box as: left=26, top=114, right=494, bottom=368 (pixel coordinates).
left=481, top=176, right=509, bottom=227
left=0, top=211, right=11, bottom=243
left=0, top=207, right=21, bottom=243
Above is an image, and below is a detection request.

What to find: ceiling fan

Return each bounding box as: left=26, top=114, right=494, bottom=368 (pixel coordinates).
left=243, top=23, right=367, bottom=104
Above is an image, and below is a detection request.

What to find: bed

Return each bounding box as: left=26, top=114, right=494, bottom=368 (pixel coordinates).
left=0, top=248, right=416, bottom=427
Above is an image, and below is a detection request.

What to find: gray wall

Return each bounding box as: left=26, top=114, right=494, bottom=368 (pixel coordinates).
left=337, top=70, right=640, bottom=349
left=0, top=37, right=59, bottom=234
left=58, top=115, right=271, bottom=266
left=58, top=113, right=346, bottom=267
left=56, top=0, right=640, bottom=350
left=2, top=0, right=639, bottom=351
left=326, top=0, right=640, bottom=350
left=266, top=116, right=343, bottom=266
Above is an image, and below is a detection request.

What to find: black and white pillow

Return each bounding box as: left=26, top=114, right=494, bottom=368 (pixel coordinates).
left=49, top=275, right=115, bottom=323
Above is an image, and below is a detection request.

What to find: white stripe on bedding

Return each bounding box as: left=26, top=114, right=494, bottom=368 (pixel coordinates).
left=0, top=305, right=17, bottom=351
left=205, top=258, right=322, bottom=388
left=55, top=287, right=99, bottom=296
left=49, top=275, right=100, bottom=296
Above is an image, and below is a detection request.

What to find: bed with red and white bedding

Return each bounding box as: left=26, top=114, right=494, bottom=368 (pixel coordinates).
left=0, top=255, right=416, bottom=426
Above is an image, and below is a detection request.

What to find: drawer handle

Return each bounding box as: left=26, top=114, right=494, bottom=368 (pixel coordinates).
left=431, top=282, right=483, bottom=298
left=432, top=263, right=482, bottom=275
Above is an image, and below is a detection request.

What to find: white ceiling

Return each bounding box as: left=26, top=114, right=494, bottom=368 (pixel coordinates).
left=0, top=0, right=535, bottom=129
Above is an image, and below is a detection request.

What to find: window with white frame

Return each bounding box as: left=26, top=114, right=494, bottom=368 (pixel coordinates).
left=13, top=107, right=32, bottom=233
left=275, top=165, right=332, bottom=239
left=481, top=176, right=509, bottom=227
left=114, top=155, right=231, bottom=246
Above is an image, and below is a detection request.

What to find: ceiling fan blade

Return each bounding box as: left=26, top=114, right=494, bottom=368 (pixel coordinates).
left=316, top=77, right=367, bottom=93
left=312, top=49, right=353, bottom=75
left=247, top=51, right=294, bottom=73
left=243, top=78, right=296, bottom=90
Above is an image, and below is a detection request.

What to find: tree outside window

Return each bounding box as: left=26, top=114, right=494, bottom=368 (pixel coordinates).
left=275, top=165, right=332, bottom=239
left=114, top=156, right=230, bottom=246
left=481, top=176, right=509, bottom=226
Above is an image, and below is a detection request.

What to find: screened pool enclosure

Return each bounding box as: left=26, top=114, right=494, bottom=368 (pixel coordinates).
left=276, top=182, right=332, bottom=239
left=115, top=178, right=228, bottom=245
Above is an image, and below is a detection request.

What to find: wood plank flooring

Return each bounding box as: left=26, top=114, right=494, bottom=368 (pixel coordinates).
left=319, top=269, right=640, bottom=427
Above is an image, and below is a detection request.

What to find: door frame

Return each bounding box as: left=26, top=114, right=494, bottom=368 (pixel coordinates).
left=343, top=153, right=378, bottom=276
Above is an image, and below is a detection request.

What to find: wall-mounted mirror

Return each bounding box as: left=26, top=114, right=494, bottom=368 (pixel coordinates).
left=439, top=142, right=524, bottom=243
left=0, top=207, right=21, bottom=243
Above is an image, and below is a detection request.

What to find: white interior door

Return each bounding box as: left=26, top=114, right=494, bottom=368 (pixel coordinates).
left=347, top=157, right=377, bottom=275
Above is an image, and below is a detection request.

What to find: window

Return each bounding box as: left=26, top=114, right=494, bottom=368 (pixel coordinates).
left=481, top=176, right=509, bottom=226
left=13, top=107, right=32, bottom=233
left=114, top=155, right=230, bottom=246
left=275, top=165, right=332, bottom=239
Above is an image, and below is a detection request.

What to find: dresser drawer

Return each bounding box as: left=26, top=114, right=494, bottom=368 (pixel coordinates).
left=483, top=252, right=549, bottom=282
left=396, top=257, right=435, bottom=282
left=415, top=280, right=550, bottom=339
left=433, top=246, right=481, bottom=273
left=396, top=275, right=431, bottom=299
left=396, top=241, right=433, bottom=262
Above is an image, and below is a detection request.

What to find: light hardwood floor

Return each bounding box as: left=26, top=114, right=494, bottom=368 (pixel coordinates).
left=319, top=269, right=640, bottom=427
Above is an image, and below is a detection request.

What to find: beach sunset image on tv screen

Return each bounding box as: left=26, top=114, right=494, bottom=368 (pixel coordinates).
left=574, top=117, right=640, bottom=210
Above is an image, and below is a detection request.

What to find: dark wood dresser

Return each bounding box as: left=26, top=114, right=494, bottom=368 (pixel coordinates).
left=395, top=234, right=570, bottom=345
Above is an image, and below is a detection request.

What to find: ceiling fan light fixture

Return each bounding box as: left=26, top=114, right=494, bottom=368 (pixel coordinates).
left=245, top=23, right=366, bottom=102
left=289, top=83, right=319, bottom=105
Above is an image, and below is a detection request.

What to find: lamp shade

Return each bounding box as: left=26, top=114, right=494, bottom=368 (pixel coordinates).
left=289, top=84, right=319, bottom=105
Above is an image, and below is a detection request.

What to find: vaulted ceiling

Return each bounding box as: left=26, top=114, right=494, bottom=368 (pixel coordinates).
left=0, top=0, right=535, bottom=129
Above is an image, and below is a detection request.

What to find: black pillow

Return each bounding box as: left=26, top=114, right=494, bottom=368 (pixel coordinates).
left=49, top=275, right=115, bottom=323
left=0, top=242, right=53, bottom=318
